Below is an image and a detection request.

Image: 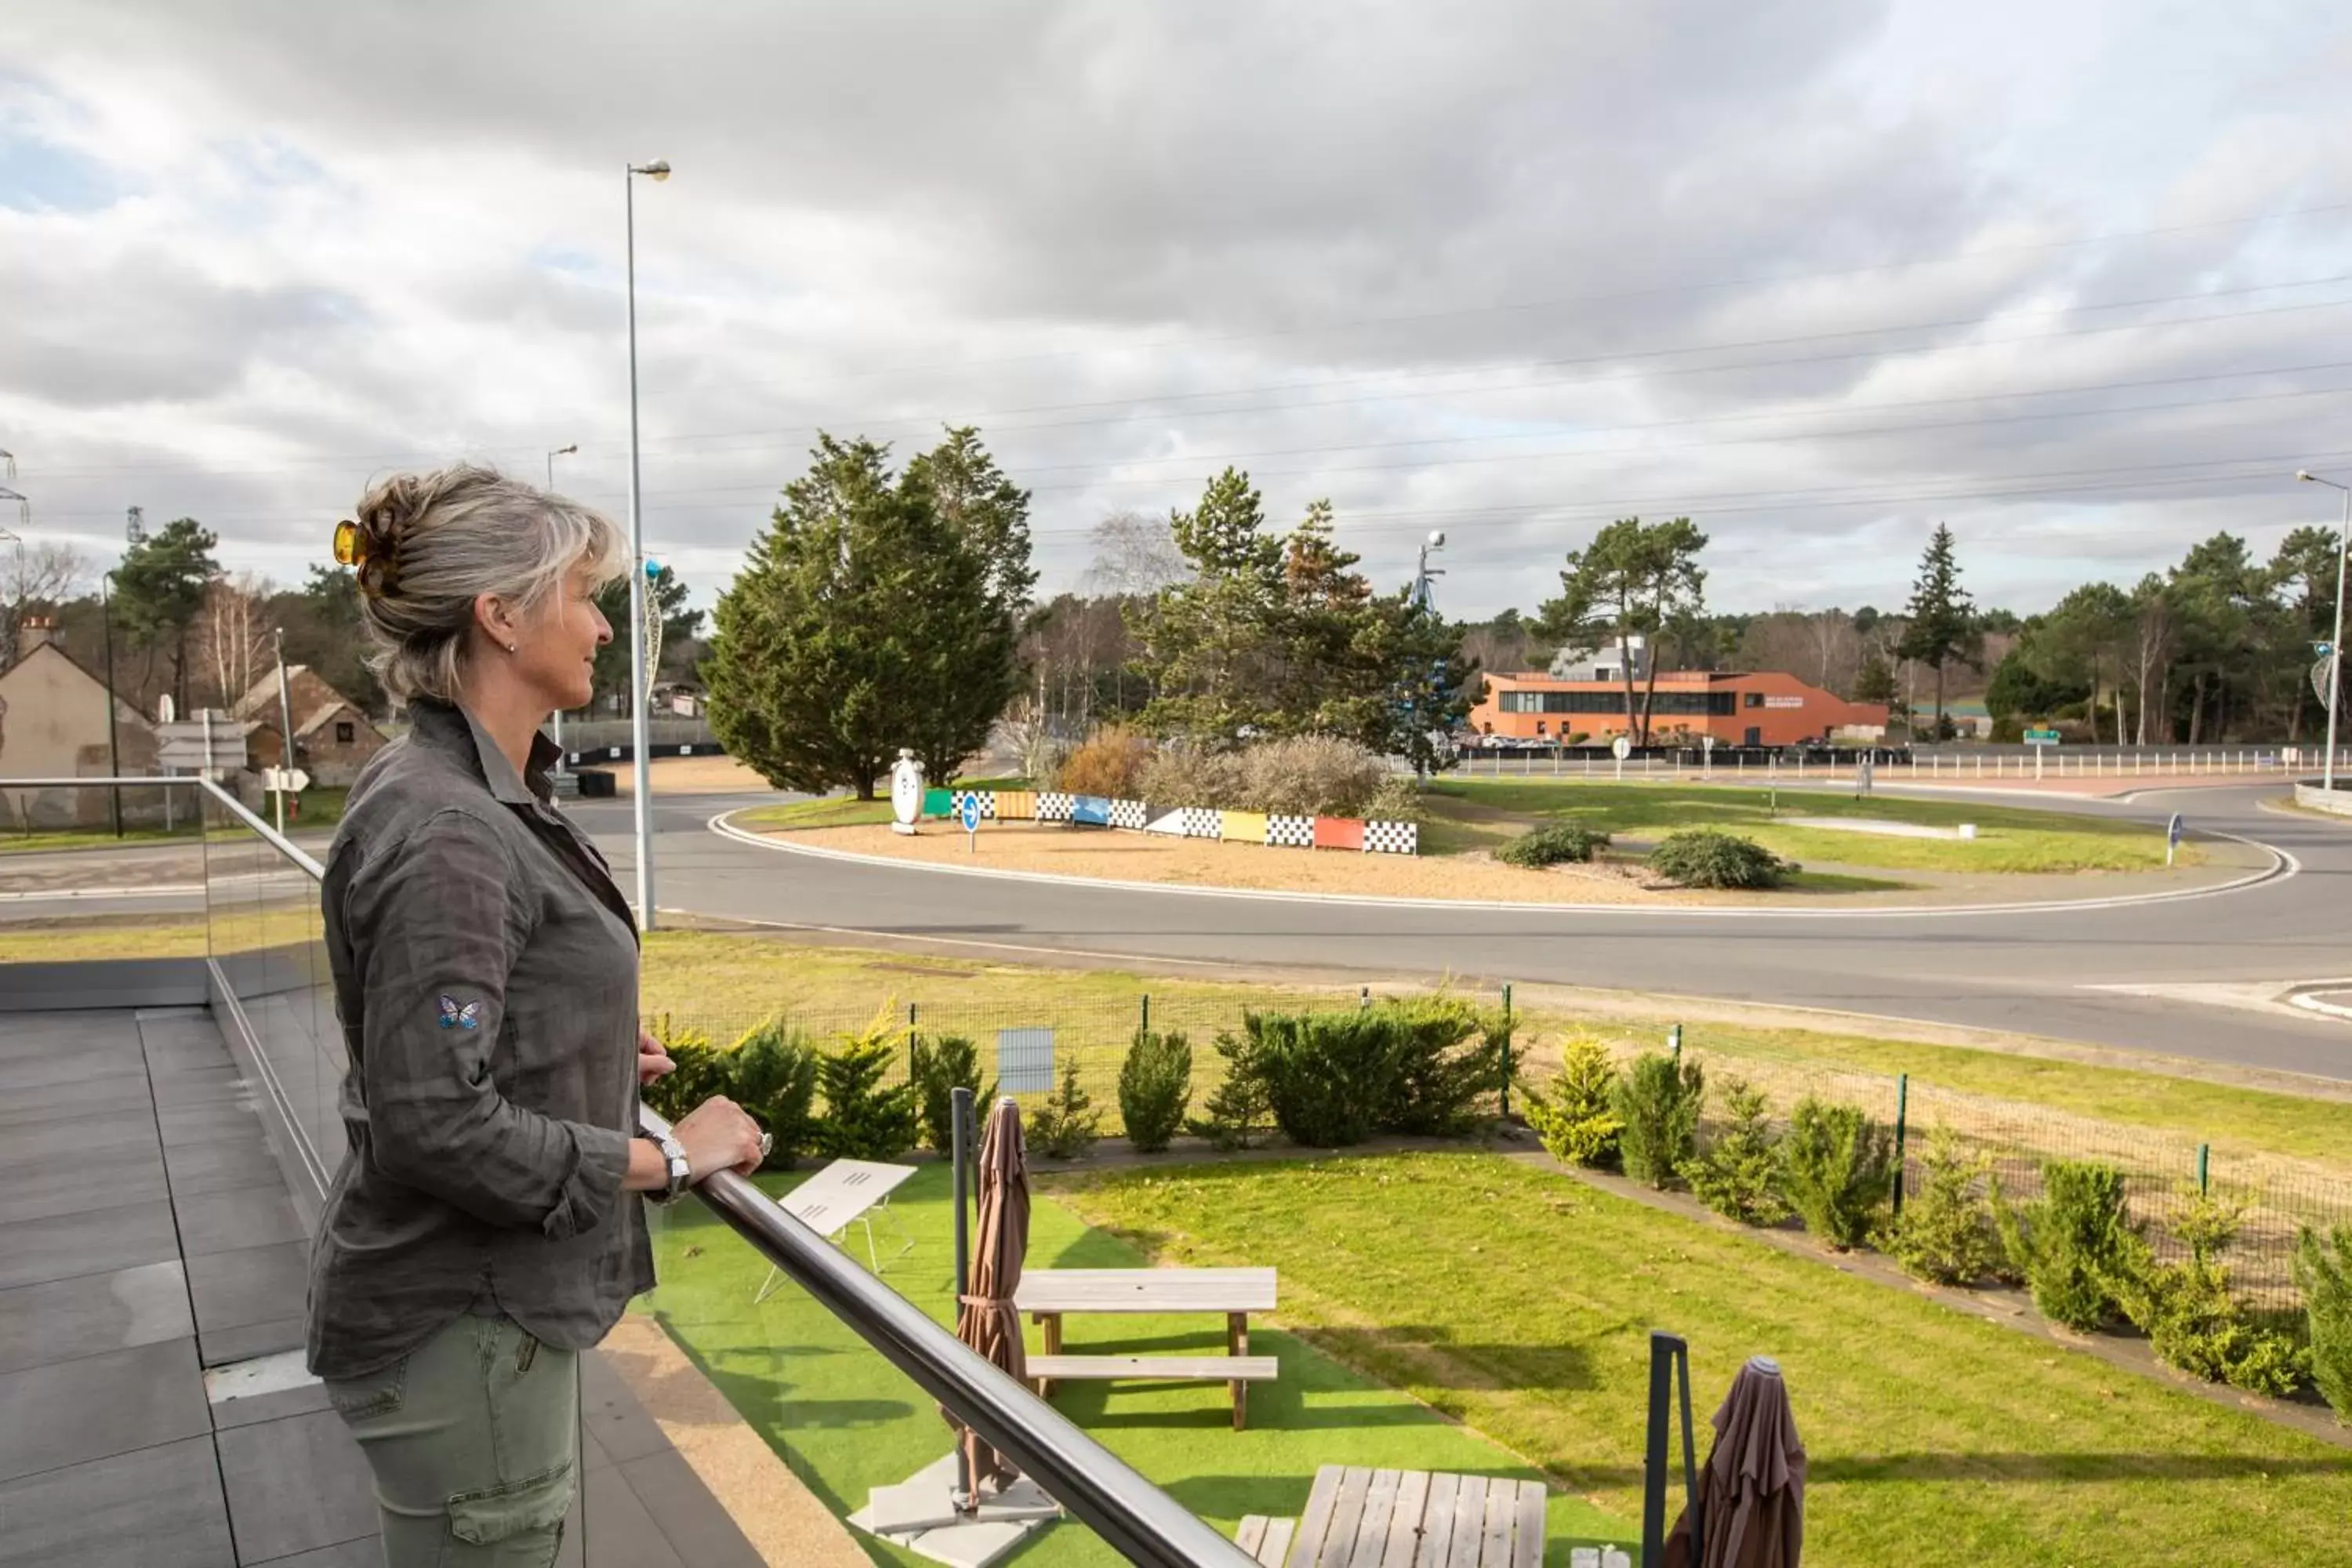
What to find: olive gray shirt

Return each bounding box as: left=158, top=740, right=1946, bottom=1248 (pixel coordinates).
left=306, top=699, right=652, bottom=1381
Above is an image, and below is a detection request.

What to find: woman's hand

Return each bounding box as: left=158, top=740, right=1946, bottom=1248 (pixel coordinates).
left=637, top=1030, right=675, bottom=1087
left=673, top=1096, right=765, bottom=1181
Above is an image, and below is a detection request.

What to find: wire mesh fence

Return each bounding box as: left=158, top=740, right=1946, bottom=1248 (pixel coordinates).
left=1511, top=1018, right=2350, bottom=1313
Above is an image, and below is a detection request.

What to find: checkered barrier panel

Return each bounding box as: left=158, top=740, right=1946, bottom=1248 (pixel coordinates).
left=1109, top=798, right=1148, bottom=830
left=1142, top=805, right=1189, bottom=836
left=951, top=789, right=997, bottom=820
left=1363, top=819, right=1419, bottom=855
left=1267, top=814, right=1315, bottom=848
left=1036, top=791, right=1075, bottom=822
left=993, top=789, right=1036, bottom=822
left=1070, top=795, right=1112, bottom=826
left=1221, top=810, right=1269, bottom=844
left=1182, top=807, right=1223, bottom=839
left=1313, top=816, right=1366, bottom=851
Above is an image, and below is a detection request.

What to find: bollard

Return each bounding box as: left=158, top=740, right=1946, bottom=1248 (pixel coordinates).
left=2198, top=1142, right=2209, bottom=1196
left=907, top=1001, right=920, bottom=1081
left=1891, top=1073, right=1910, bottom=1217
left=1139, top=993, right=1150, bottom=1036
left=1668, top=1022, right=1682, bottom=1062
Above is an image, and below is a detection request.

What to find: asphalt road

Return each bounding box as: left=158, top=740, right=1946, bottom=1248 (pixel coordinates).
left=564, top=784, right=2352, bottom=1083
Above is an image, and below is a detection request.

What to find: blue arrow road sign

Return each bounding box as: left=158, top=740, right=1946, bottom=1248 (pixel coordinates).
left=2168, top=813, right=2183, bottom=848
left=960, top=793, right=983, bottom=833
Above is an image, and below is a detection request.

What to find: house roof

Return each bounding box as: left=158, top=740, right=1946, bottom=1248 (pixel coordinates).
left=0, top=641, right=158, bottom=731
left=296, top=701, right=383, bottom=741
left=230, top=666, right=304, bottom=723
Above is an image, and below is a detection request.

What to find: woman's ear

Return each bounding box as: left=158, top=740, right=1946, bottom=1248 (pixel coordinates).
left=473, top=591, right=521, bottom=652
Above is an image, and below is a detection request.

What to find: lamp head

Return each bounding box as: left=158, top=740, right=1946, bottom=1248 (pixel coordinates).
left=554, top=444, right=578, bottom=456
left=1428, top=529, right=1446, bottom=549
left=2299, top=470, right=2315, bottom=482
left=633, top=160, right=671, bottom=181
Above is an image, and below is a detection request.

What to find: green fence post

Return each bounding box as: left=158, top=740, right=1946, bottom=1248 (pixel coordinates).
left=1140, top=993, right=1150, bottom=1038
left=1500, top=984, right=1514, bottom=1119
left=2198, top=1142, right=2209, bottom=1195
left=1891, top=1073, right=1910, bottom=1218
left=1361, top=985, right=1371, bottom=1009
left=1668, top=1023, right=1682, bottom=1062
left=907, top=1001, right=919, bottom=1083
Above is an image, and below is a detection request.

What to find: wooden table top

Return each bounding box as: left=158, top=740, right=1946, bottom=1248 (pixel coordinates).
left=1013, top=1267, right=1277, bottom=1314
left=1288, top=1465, right=1547, bottom=1568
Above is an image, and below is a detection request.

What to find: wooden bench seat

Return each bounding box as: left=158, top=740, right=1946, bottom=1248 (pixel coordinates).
left=1026, top=1354, right=1279, bottom=1429
left=1236, top=1515, right=1299, bottom=1566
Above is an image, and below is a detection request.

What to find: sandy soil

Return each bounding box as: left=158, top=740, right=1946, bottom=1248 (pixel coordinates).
left=604, top=754, right=783, bottom=795
left=754, top=818, right=2241, bottom=908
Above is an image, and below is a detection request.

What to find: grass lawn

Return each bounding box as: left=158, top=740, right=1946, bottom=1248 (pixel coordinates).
left=644, top=1163, right=1632, bottom=1563
left=1427, top=780, right=2191, bottom=874
left=737, top=778, right=1030, bottom=833
left=0, top=787, right=348, bottom=853
left=1056, top=1152, right=2352, bottom=1568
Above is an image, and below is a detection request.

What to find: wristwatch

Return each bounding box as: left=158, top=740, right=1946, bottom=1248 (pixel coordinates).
left=652, top=1131, right=692, bottom=1206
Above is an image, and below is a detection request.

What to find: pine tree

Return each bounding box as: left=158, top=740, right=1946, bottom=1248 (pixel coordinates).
left=1538, top=516, right=1708, bottom=745
left=1897, top=524, right=1978, bottom=740
left=112, top=517, right=220, bottom=715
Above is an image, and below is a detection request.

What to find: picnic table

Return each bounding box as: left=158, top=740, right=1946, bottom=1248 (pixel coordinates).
left=1254, top=1465, right=1553, bottom=1568
left=1012, top=1266, right=1278, bottom=1429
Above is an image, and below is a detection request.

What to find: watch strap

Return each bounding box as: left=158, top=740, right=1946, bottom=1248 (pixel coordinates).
left=653, top=1131, right=691, bottom=1205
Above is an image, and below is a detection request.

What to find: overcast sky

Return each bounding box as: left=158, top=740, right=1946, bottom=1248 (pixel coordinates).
left=6, top=1, right=2352, bottom=621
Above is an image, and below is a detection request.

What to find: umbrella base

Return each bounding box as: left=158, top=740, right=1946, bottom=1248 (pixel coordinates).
left=850, top=1454, right=1061, bottom=1567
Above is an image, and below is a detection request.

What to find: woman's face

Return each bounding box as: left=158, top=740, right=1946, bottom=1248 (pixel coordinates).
left=517, top=561, right=613, bottom=712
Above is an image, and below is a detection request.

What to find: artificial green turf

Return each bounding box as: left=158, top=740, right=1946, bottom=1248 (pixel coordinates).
left=644, top=1163, right=1634, bottom=1564
left=1429, top=780, right=2190, bottom=873
left=1058, top=1152, right=2352, bottom=1568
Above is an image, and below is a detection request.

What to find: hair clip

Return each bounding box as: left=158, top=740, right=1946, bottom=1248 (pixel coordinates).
left=332, top=519, right=364, bottom=567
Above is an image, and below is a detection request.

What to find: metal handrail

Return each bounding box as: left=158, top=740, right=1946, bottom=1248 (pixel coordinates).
left=641, top=1109, right=1256, bottom=1568
left=0, top=775, right=325, bottom=878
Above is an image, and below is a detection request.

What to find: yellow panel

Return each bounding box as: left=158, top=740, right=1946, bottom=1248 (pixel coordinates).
left=994, top=789, right=1036, bottom=821
left=1220, top=810, right=1270, bottom=844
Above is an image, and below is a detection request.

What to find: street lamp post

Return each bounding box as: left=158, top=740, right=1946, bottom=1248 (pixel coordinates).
left=100, top=572, right=123, bottom=837
left=1412, top=529, right=1447, bottom=612
left=546, top=443, right=579, bottom=771
left=624, top=160, right=670, bottom=931
left=2299, top=470, right=2352, bottom=793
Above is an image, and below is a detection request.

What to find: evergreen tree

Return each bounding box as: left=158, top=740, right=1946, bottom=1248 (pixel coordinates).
left=111, top=517, right=219, bottom=715
left=1537, top=516, right=1708, bottom=745
left=1852, top=648, right=1897, bottom=706
left=1896, top=524, right=1977, bottom=740
left=1134, top=468, right=1287, bottom=741
left=705, top=430, right=1033, bottom=797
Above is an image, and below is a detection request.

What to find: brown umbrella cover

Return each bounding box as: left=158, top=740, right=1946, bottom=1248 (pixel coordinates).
left=952, top=1097, right=1031, bottom=1495
left=1664, top=1355, right=1806, bottom=1568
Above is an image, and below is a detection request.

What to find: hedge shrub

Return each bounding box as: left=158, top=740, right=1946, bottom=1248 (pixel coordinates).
left=815, top=1024, right=918, bottom=1162
left=1521, top=1037, right=1622, bottom=1169
left=1647, top=829, right=1796, bottom=889
left=1496, top=821, right=1610, bottom=867
left=1613, top=1050, right=1704, bottom=1189
left=1192, top=1031, right=1274, bottom=1151
left=1054, top=724, right=1152, bottom=798
left=1777, top=1095, right=1893, bottom=1249
left=1679, top=1076, right=1784, bottom=1225
left=1886, top=1126, right=2003, bottom=1285
left=2295, top=1224, right=2352, bottom=1421
left=1224, top=998, right=1503, bottom=1149
left=1116, top=1029, right=1193, bottom=1153
left=1235, top=735, right=1388, bottom=818
left=728, top=1019, right=818, bottom=1171
left=1027, top=1061, right=1102, bottom=1160
left=1994, top=1159, right=2138, bottom=1330
left=2103, top=1192, right=2308, bottom=1396
left=909, top=1033, right=994, bottom=1155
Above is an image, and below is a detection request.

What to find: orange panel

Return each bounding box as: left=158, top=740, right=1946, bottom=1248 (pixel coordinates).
left=1312, top=817, right=1364, bottom=851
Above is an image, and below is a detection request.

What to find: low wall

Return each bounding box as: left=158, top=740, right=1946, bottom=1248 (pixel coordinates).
left=2294, top=780, right=2352, bottom=816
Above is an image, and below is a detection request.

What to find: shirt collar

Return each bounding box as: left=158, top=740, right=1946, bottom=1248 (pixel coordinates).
left=411, top=698, right=559, bottom=808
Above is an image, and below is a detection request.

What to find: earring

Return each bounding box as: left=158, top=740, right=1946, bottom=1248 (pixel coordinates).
left=506, top=641, right=518, bottom=655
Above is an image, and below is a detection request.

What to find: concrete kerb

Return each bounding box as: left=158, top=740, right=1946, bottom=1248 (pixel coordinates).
left=708, top=811, right=2296, bottom=923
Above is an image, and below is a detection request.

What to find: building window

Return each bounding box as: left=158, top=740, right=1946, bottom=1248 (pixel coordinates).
left=1744, top=691, right=1764, bottom=710
left=336, top=720, right=355, bottom=743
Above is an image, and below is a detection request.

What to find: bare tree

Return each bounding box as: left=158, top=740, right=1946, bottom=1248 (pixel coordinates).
left=1082, top=510, right=1189, bottom=597
left=1, top=541, right=90, bottom=671
left=193, top=573, right=275, bottom=710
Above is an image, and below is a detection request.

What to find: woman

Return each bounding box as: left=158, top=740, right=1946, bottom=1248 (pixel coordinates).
left=308, top=463, right=764, bottom=1566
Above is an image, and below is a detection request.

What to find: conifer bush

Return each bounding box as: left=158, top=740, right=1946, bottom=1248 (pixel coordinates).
left=1679, top=1077, right=1785, bottom=1225
left=1613, top=1050, right=1704, bottom=1189
left=1777, top=1095, right=1893, bottom=1249
left=1117, top=1029, right=1193, bottom=1153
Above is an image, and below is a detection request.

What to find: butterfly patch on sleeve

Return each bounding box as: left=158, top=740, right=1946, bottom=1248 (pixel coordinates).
left=437, top=995, right=484, bottom=1031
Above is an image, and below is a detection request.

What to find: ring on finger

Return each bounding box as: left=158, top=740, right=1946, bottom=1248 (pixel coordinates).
left=758, top=1132, right=774, bottom=1159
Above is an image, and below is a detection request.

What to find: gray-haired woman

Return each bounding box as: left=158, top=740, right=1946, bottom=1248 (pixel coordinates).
left=310, top=463, right=763, bottom=1566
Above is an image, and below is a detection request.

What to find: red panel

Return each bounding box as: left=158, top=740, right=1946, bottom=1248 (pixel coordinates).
left=1312, top=817, right=1365, bottom=851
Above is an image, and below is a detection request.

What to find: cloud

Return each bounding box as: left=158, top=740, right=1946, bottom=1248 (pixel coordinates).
left=2, top=0, right=2350, bottom=618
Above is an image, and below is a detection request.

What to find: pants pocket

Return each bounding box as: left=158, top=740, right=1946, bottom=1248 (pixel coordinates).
left=324, top=1356, right=409, bottom=1423
left=447, top=1458, right=575, bottom=1548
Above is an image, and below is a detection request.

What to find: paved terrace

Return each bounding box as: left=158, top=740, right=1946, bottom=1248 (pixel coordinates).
left=0, top=1006, right=768, bottom=1568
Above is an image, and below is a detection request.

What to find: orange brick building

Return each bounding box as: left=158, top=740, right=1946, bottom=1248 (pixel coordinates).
left=1468, top=669, right=1888, bottom=747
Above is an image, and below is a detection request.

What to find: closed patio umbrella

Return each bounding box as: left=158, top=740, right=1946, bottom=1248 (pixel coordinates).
left=952, top=1096, right=1031, bottom=1497
left=1664, top=1356, right=1806, bottom=1568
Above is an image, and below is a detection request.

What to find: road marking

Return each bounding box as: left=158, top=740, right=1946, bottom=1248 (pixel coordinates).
left=705, top=811, right=2296, bottom=922
left=652, top=906, right=1243, bottom=969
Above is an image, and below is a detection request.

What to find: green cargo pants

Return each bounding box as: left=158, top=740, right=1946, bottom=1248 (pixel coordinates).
left=325, top=1312, right=579, bottom=1566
